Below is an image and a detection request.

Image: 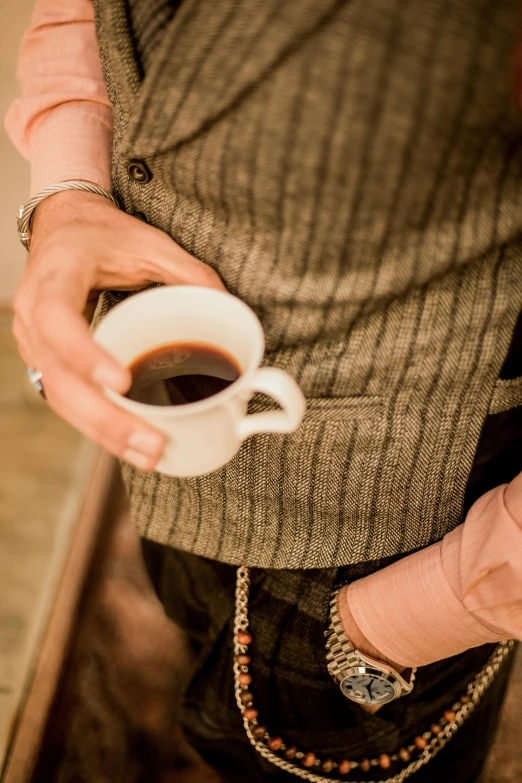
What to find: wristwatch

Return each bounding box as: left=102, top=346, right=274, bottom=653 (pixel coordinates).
left=325, top=588, right=416, bottom=706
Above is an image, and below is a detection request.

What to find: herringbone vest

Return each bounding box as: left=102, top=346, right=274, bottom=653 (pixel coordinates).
left=94, top=0, right=522, bottom=568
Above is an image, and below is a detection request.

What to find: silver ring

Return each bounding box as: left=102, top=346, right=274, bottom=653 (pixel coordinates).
left=27, top=367, right=44, bottom=393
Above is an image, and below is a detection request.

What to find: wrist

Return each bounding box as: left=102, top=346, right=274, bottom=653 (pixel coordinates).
left=337, top=585, right=405, bottom=673
left=31, top=190, right=115, bottom=237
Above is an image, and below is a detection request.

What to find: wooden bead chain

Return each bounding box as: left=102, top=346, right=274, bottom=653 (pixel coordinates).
left=233, top=565, right=514, bottom=783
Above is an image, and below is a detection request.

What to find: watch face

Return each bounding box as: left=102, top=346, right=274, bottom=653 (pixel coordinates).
left=340, top=673, right=396, bottom=705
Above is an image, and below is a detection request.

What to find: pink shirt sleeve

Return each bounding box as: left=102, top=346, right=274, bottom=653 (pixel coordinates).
left=345, top=473, right=522, bottom=667
left=4, top=0, right=113, bottom=195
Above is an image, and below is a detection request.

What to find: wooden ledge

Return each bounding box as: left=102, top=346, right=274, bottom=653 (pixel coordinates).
left=1, top=449, right=116, bottom=783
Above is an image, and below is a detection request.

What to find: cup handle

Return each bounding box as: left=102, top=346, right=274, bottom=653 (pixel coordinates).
left=237, top=367, right=306, bottom=441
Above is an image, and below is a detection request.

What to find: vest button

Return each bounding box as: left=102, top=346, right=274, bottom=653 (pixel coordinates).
left=108, top=290, right=127, bottom=302
left=127, top=159, right=152, bottom=183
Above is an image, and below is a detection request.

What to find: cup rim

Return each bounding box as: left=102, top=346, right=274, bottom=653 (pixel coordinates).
left=95, top=286, right=265, bottom=417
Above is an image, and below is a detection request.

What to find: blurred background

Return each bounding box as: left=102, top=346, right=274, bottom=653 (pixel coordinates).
left=1, top=0, right=30, bottom=304
left=0, top=2, right=521, bottom=782
left=0, top=1, right=102, bottom=779
left=0, top=2, right=108, bottom=779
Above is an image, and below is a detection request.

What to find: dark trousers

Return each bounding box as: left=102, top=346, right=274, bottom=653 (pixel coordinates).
left=142, top=539, right=515, bottom=783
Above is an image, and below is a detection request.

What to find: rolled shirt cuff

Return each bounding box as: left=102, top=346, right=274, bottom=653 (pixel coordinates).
left=19, top=101, right=113, bottom=195
left=345, top=531, right=503, bottom=668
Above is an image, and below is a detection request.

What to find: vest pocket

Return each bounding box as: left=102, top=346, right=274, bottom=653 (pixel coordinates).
left=217, top=394, right=387, bottom=568
left=488, top=376, right=522, bottom=415
left=303, top=395, right=384, bottom=421
left=126, top=394, right=388, bottom=569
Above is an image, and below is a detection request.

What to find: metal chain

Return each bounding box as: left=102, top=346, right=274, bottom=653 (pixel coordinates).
left=234, top=565, right=514, bottom=783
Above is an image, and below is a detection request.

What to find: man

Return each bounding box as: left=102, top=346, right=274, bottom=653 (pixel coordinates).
left=6, top=1, right=522, bottom=781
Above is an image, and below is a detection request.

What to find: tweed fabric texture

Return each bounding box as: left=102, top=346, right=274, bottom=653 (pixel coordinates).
left=94, top=0, right=522, bottom=568
left=489, top=376, right=522, bottom=414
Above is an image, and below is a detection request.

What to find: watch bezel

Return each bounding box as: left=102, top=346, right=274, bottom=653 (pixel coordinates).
left=340, top=664, right=402, bottom=705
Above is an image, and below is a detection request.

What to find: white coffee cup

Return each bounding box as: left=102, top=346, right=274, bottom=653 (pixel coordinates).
left=93, top=286, right=306, bottom=477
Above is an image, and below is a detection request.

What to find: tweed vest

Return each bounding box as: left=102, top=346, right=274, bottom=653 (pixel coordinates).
left=93, top=0, right=522, bottom=569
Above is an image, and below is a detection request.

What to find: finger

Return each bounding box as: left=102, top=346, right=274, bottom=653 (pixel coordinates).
left=12, top=313, right=33, bottom=366
left=42, top=361, right=165, bottom=469
left=34, top=295, right=131, bottom=393
left=142, top=230, right=227, bottom=291
left=14, top=272, right=130, bottom=393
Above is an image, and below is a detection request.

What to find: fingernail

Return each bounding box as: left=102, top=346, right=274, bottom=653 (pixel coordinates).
left=122, top=448, right=154, bottom=470
left=127, top=431, right=164, bottom=456
left=92, top=365, right=127, bottom=391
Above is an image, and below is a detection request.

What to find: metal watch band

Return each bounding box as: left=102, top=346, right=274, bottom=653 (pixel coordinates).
left=325, top=586, right=416, bottom=696
left=325, top=591, right=360, bottom=686
left=17, top=180, right=118, bottom=251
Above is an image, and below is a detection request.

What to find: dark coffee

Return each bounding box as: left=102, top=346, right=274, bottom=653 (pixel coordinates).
left=126, top=342, right=241, bottom=406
